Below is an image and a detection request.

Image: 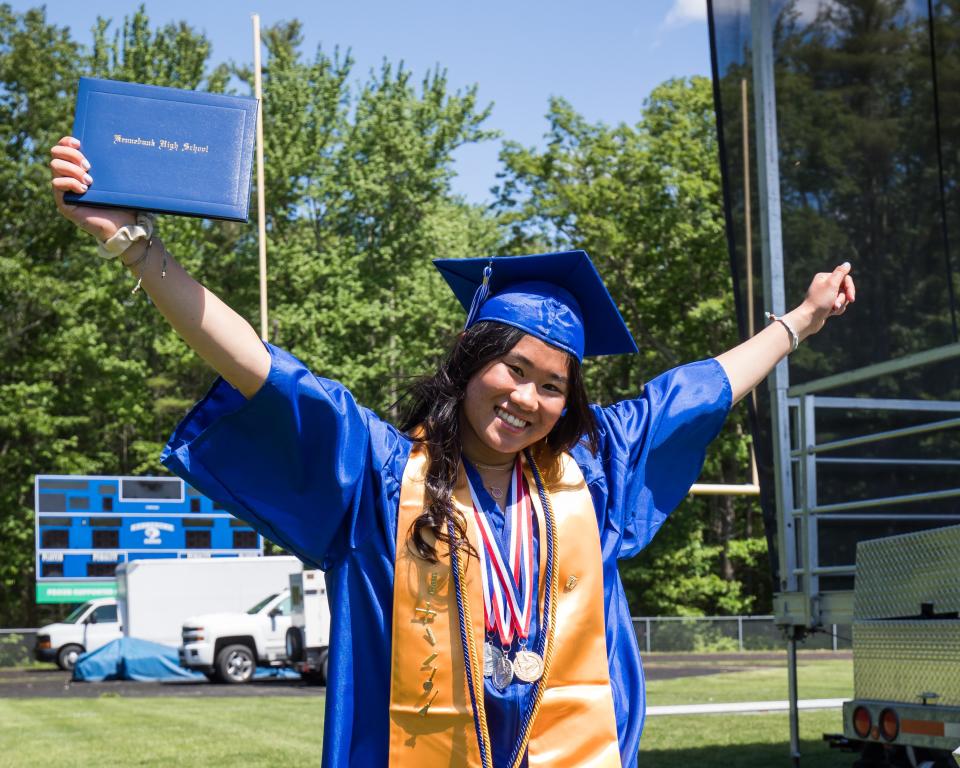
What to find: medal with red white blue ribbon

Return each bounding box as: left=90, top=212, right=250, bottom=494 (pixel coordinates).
left=464, top=457, right=543, bottom=689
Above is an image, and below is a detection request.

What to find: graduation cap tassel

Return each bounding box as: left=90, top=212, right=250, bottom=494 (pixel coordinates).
left=463, top=262, right=493, bottom=330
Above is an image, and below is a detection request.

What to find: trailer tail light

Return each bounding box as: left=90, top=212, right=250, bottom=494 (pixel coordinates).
left=853, top=706, right=872, bottom=739
left=879, top=709, right=899, bottom=742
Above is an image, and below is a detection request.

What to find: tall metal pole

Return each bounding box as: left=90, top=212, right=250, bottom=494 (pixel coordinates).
left=252, top=13, right=268, bottom=342
left=741, top=77, right=760, bottom=489
left=750, top=0, right=801, bottom=763
left=787, top=629, right=801, bottom=768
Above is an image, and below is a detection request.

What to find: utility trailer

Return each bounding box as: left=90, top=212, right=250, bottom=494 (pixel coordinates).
left=824, top=526, right=960, bottom=767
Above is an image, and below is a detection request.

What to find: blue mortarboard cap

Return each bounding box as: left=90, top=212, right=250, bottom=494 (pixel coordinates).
left=433, top=250, right=638, bottom=361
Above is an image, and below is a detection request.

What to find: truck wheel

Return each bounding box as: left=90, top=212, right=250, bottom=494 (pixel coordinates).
left=285, top=627, right=304, bottom=663
left=57, top=644, right=84, bottom=671
left=215, top=644, right=255, bottom=684
left=319, top=647, right=329, bottom=685
left=301, top=648, right=329, bottom=686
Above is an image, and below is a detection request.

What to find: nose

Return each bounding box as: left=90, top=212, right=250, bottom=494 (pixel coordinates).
left=510, top=382, right=537, bottom=411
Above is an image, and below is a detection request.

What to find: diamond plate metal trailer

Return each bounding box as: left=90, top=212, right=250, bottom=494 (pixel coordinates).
left=823, top=526, right=960, bottom=766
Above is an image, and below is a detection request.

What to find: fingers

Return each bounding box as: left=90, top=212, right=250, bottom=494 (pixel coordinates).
left=49, top=137, right=93, bottom=190
left=829, top=261, right=851, bottom=289
left=50, top=158, right=93, bottom=189
left=843, top=273, right=856, bottom=303
left=830, top=275, right=857, bottom=314
left=50, top=138, right=88, bottom=215
left=50, top=143, right=90, bottom=170
left=51, top=173, right=88, bottom=196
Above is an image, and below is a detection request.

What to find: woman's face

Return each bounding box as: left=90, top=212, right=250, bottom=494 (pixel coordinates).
left=460, top=333, right=570, bottom=463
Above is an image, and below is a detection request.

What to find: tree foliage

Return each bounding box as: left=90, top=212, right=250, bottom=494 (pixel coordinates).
left=0, top=5, right=497, bottom=625
left=0, top=6, right=764, bottom=626
left=495, top=78, right=767, bottom=615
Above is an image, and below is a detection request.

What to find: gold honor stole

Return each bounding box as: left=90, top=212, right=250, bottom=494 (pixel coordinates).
left=389, top=445, right=622, bottom=767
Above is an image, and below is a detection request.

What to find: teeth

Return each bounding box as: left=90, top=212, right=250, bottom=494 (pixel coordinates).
left=496, top=407, right=527, bottom=428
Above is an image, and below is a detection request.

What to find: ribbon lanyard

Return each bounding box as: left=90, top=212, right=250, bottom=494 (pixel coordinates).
left=464, top=459, right=535, bottom=648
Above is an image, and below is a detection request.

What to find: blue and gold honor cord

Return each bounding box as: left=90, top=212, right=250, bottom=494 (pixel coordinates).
left=449, top=449, right=560, bottom=768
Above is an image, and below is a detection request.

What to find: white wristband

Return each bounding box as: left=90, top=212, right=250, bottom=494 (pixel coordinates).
left=96, top=212, right=156, bottom=259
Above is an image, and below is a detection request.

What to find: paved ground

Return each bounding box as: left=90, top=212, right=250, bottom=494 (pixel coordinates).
left=0, top=667, right=324, bottom=698
left=0, top=652, right=852, bottom=699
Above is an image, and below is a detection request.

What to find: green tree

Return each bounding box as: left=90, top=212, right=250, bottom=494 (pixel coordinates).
left=0, top=5, right=229, bottom=626
left=495, top=77, right=768, bottom=615
left=0, top=6, right=498, bottom=626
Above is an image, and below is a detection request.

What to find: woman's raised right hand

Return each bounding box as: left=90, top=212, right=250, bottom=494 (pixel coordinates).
left=50, top=136, right=136, bottom=242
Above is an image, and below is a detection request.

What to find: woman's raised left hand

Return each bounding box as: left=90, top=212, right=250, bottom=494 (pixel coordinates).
left=792, top=262, right=856, bottom=341
left=716, top=262, right=857, bottom=404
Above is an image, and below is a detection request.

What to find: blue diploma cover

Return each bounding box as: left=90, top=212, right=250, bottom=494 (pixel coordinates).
left=64, top=78, right=259, bottom=222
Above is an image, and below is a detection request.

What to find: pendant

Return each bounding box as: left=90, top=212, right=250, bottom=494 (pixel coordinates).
left=492, top=654, right=514, bottom=691
left=512, top=649, right=544, bottom=683
left=483, top=641, right=500, bottom=678
left=487, top=486, right=503, bottom=499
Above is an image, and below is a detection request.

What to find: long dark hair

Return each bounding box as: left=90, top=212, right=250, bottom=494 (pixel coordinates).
left=397, top=320, right=599, bottom=563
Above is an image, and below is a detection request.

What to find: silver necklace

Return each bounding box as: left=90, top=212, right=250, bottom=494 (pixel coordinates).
left=470, top=457, right=516, bottom=472
left=471, top=458, right=515, bottom=498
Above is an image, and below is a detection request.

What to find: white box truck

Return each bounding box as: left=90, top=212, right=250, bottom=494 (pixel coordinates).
left=117, top=556, right=302, bottom=648
left=285, top=570, right=331, bottom=684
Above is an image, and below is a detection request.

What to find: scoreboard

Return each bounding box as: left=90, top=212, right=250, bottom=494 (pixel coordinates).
left=35, top=474, right=263, bottom=603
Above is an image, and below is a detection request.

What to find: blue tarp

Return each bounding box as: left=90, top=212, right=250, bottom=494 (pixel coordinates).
left=73, top=637, right=203, bottom=681
left=72, top=637, right=301, bottom=682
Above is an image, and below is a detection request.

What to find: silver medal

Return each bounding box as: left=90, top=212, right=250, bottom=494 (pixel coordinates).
left=492, top=654, right=514, bottom=690
left=483, top=641, right=499, bottom=678
left=512, top=649, right=544, bottom=683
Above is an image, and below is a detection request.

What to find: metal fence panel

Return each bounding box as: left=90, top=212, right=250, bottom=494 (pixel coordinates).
left=0, top=629, right=38, bottom=667
left=631, top=616, right=851, bottom=653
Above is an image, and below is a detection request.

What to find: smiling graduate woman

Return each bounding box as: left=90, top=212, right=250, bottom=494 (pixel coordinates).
left=50, top=135, right=854, bottom=768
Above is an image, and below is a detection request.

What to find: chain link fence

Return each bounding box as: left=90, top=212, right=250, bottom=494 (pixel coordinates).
left=2, top=618, right=850, bottom=667
left=0, top=629, right=38, bottom=667
left=632, top=616, right=852, bottom=653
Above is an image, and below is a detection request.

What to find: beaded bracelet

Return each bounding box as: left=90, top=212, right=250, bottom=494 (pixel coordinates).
left=122, top=238, right=153, bottom=294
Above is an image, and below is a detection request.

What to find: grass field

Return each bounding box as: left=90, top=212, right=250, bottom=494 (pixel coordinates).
left=1, top=656, right=856, bottom=768
left=641, top=710, right=853, bottom=767
left=0, top=698, right=322, bottom=767
left=644, top=655, right=853, bottom=705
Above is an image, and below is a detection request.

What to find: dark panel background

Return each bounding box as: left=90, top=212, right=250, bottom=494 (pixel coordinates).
left=708, top=0, right=960, bottom=591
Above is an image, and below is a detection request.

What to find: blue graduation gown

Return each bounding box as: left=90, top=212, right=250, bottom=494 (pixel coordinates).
left=161, top=343, right=732, bottom=767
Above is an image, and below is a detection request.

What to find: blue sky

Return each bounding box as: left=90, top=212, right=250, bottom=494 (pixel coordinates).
left=25, top=0, right=712, bottom=204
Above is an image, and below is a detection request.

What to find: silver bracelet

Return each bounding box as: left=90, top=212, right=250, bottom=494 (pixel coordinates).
left=765, top=311, right=799, bottom=353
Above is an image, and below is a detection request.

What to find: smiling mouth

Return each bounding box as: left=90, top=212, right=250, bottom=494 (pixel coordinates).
left=495, top=406, right=529, bottom=429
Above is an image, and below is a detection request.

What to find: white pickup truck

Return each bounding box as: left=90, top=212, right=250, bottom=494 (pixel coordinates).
left=34, top=598, right=123, bottom=671
left=179, top=590, right=293, bottom=683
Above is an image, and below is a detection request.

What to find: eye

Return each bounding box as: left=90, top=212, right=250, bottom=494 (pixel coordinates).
left=506, top=363, right=523, bottom=376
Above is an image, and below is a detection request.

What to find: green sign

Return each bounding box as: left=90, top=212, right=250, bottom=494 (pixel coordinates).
left=36, top=581, right=118, bottom=604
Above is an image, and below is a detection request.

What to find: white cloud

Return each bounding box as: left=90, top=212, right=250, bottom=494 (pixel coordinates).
left=664, top=0, right=707, bottom=28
